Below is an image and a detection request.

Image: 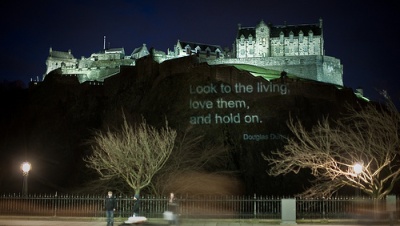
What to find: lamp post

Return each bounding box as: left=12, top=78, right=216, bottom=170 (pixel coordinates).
left=353, top=163, right=363, bottom=197
left=21, top=162, right=31, bottom=196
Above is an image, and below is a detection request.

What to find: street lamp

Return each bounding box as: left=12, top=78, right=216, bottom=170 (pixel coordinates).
left=21, top=162, right=31, bottom=196
left=353, top=163, right=363, bottom=197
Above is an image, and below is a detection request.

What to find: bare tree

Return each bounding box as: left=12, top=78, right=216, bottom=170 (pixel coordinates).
left=263, top=98, right=400, bottom=199
left=85, top=115, right=177, bottom=195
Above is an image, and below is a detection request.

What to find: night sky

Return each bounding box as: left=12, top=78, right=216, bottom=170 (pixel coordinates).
left=1, top=0, right=399, bottom=103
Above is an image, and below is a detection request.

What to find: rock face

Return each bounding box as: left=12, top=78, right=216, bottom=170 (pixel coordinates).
left=0, top=56, right=364, bottom=195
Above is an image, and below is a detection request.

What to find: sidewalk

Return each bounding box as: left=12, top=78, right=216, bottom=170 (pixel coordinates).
left=0, top=219, right=104, bottom=226
left=0, top=217, right=397, bottom=226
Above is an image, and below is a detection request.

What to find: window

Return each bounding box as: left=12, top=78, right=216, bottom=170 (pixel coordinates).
left=289, top=31, right=294, bottom=43
left=280, top=32, right=284, bottom=44
left=308, top=30, right=313, bottom=42
left=299, top=30, right=304, bottom=43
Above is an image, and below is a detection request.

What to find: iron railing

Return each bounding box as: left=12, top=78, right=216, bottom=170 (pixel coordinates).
left=0, top=193, right=398, bottom=220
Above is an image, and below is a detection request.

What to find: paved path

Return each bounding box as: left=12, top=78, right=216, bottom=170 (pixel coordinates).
left=0, top=219, right=106, bottom=226
left=0, top=218, right=398, bottom=226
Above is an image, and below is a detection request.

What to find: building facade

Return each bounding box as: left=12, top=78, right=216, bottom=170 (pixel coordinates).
left=45, top=48, right=77, bottom=75
left=206, top=19, right=342, bottom=86
left=234, top=19, right=323, bottom=58
left=43, top=44, right=149, bottom=83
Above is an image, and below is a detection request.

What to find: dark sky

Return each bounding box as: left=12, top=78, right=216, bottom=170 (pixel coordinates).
left=1, top=0, right=399, bottom=103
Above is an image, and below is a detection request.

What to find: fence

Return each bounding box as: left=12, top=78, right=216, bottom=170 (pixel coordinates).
left=0, top=193, right=398, bottom=220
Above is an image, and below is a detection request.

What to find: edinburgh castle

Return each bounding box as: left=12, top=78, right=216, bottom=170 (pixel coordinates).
left=43, top=19, right=343, bottom=88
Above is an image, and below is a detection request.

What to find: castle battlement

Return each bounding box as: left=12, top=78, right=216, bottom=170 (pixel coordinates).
left=206, top=55, right=342, bottom=86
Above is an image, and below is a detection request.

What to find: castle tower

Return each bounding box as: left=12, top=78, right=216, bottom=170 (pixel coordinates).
left=255, top=20, right=270, bottom=57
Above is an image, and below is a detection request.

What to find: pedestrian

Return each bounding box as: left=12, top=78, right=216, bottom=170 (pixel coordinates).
left=132, top=194, right=140, bottom=216
left=105, top=191, right=117, bottom=226
left=167, top=192, right=179, bottom=225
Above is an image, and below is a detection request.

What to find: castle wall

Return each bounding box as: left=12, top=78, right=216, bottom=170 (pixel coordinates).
left=206, top=55, right=343, bottom=86
left=319, top=56, right=343, bottom=86
left=45, top=58, right=77, bottom=75
left=61, top=67, right=120, bottom=83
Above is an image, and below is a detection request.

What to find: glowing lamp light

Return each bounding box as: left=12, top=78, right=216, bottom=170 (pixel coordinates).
left=353, top=163, right=363, bottom=175
left=21, top=161, right=31, bottom=196
left=21, top=162, right=31, bottom=174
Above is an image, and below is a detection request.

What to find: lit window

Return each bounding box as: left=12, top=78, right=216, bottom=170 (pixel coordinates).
left=299, top=30, right=304, bottom=43
left=240, top=35, right=245, bottom=44
left=280, top=32, right=284, bottom=44
left=289, top=31, right=294, bottom=43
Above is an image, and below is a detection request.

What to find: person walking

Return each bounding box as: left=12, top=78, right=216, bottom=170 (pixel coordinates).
left=105, top=191, right=117, bottom=226
left=132, top=194, right=140, bottom=216
left=167, top=192, right=179, bottom=225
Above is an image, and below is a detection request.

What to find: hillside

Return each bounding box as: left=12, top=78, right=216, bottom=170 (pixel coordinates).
left=0, top=56, right=366, bottom=195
